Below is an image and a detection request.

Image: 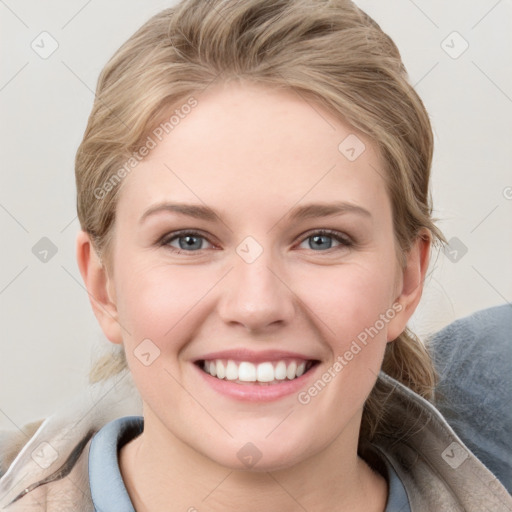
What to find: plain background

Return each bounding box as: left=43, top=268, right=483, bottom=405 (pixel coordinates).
left=0, top=0, right=511, bottom=432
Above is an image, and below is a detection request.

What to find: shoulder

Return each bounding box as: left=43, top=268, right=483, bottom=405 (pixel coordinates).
left=427, top=304, right=511, bottom=363
left=428, top=304, right=512, bottom=417
left=0, top=371, right=141, bottom=511
left=0, top=419, right=45, bottom=477
left=0, top=418, right=95, bottom=512
left=371, top=372, right=512, bottom=511
left=426, top=304, right=512, bottom=492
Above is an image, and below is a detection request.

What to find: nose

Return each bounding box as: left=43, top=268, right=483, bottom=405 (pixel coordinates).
left=217, top=247, right=296, bottom=333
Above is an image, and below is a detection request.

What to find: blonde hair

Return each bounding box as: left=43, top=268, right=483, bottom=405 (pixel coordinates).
left=76, top=0, right=446, bottom=442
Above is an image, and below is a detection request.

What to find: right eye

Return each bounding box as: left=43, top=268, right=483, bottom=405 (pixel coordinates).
left=159, top=230, right=216, bottom=254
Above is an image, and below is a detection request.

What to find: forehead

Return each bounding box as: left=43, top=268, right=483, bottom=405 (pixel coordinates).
left=117, top=81, right=390, bottom=224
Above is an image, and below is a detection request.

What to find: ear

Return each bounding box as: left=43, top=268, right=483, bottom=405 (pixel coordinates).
left=75, top=230, right=123, bottom=345
left=386, top=229, right=432, bottom=341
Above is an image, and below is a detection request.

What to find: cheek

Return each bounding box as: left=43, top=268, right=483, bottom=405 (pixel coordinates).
left=296, top=262, right=396, bottom=393
left=297, top=269, right=394, bottom=406
left=298, top=262, right=397, bottom=342
left=117, top=265, right=209, bottom=341
left=115, top=265, right=209, bottom=409
left=116, top=251, right=397, bottom=348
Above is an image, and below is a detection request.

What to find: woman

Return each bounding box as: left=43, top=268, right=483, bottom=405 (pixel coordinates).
left=1, top=0, right=510, bottom=510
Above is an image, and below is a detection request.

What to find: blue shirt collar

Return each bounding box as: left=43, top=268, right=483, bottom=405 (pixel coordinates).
left=88, top=415, right=410, bottom=511
left=89, top=416, right=142, bottom=512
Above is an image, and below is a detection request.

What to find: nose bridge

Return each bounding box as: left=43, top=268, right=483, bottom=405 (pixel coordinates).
left=217, top=238, right=295, bottom=331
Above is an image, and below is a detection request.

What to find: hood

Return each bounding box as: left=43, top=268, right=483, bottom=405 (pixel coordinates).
left=0, top=369, right=142, bottom=508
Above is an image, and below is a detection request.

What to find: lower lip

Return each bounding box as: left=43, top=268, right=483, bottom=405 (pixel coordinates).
left=194, top=363, right=319, bottom=402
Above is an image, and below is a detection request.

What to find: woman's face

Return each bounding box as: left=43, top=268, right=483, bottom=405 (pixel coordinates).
left=87, top=81, right=423, bottom=471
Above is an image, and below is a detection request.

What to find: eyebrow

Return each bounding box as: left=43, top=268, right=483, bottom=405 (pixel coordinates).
left=139, top=201, right=372, bottom=224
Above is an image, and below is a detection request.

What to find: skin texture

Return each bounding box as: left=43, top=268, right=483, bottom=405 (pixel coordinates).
left=77, top=81, right=431, bottom=511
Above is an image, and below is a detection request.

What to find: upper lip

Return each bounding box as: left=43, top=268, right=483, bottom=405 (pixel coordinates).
left=195, top=349, right=319, bottom=364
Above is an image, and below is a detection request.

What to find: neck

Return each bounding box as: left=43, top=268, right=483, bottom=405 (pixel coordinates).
left=119, top=411, right=388, bottom=512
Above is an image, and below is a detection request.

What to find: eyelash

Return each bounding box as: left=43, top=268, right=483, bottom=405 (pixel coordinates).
left=158, top=229, right=354, bottom=255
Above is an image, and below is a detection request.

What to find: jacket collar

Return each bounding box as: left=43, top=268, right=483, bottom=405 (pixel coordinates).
left=362, top=373, right=512, bottom=510
left=1, top=371, right=510, bottom=511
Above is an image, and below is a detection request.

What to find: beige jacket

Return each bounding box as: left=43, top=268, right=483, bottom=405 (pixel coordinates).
left=0, top=371, right=511, bottom=511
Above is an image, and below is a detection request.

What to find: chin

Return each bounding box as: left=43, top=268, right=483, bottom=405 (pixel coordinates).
left=203, top=436, right=314, bottom=473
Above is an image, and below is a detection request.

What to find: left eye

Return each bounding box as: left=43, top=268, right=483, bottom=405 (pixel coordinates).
left=297, top=230, right=353, bottom=251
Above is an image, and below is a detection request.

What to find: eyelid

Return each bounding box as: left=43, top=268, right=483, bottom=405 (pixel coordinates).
left=158, top=228, right=354, bottom=254
left=294, top=230, right=354, bottom=254
left=297, top=228, right=353, bottom=246
left=158, top=229, right=216, bottom=249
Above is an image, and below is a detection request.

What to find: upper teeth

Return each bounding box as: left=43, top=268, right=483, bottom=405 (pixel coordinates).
left=202, top=359, right=309, bottom=382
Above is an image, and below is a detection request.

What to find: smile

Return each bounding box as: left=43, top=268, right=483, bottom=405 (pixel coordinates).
left=198, top=358, right=318, bottom=385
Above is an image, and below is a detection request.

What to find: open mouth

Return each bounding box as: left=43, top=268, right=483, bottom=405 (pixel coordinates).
left=195, top=358, right=320, bottom=385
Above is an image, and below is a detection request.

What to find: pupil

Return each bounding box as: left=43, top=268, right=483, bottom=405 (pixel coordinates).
left=180, top=236, right=201, bottom=250
left=312, top=235, right=331, bottom=250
